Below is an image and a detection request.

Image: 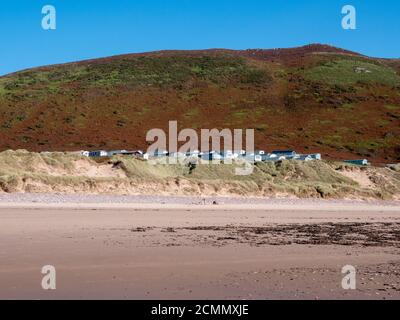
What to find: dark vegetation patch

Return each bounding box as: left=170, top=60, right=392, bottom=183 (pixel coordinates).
left=181, top=223, right=400, bottom=247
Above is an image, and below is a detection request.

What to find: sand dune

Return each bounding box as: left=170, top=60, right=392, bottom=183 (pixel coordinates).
left=0, top=150, right=399, bottom=200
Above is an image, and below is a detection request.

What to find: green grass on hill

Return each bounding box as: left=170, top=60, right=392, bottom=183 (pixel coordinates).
left=303, top=58, right=400, bottom=86
left=0, top=55, right=271, bottom=99
left=385, top=104, right=400, bottom=111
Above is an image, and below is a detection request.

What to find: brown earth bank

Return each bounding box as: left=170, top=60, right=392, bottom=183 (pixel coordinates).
left=0, top=44, right=399, bottom=163
left=0, top=204, right=399, bottom=299
left=0, top=150, right=400, bottom=200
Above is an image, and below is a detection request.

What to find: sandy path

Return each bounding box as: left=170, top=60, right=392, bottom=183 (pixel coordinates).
left=0, top=202, right=399, bottom=300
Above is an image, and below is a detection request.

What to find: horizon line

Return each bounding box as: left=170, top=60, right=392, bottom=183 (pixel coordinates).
left=1, top=43, right=399, bottom=77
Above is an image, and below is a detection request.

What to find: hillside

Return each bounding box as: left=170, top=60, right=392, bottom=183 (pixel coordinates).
left=0, top=44, right=399, bottom=164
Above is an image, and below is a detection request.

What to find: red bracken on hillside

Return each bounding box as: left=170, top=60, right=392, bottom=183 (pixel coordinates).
left=0, top=44, right=399, bottom=164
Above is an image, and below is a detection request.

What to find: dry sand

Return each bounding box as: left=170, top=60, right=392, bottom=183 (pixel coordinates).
left=0, top=194, right=399, bottom=300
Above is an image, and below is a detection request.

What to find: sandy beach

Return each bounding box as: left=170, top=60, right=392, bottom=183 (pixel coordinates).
left=0, top=194, right=399, bottom=300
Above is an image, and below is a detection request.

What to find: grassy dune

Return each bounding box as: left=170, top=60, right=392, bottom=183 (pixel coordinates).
left=0, top=150, right=399, bottom=200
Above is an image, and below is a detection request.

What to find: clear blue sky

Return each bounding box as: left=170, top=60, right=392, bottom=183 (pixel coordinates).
left=0, top=0, right=399, bottom=76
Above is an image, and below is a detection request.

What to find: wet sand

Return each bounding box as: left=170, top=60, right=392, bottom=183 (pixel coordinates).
left=0, top=197, right=399, bottom=299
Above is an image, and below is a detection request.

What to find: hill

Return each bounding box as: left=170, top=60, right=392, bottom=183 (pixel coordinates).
left=0, top=44, right=399, bottom=164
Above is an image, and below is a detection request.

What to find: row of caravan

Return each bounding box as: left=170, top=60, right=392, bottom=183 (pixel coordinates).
left=82, top=149, right=322, bottom=162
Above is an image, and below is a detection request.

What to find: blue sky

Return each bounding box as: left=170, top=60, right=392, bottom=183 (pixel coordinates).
left=0, top=0, right=399, bottom=75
